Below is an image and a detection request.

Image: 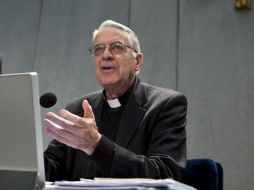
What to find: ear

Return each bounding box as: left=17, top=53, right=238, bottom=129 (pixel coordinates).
left=135, top=53, right=143, bottom=72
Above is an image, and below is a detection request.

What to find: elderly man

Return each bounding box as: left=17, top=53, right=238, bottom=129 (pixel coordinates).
left=44, top=20, right=187, bottom=182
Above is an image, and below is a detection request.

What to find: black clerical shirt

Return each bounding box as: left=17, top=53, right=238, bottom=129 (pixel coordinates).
left=99, top=88, right=132, bottom=141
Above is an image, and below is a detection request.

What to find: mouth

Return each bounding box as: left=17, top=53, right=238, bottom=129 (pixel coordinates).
left=100, top=65, right=116, bottom=73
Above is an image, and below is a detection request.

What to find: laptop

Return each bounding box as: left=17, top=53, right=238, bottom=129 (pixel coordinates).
left=0, top=72, right=45, bottom=190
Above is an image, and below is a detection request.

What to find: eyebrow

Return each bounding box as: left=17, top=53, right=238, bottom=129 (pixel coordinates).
left=94, top=40, right=125, bottom=46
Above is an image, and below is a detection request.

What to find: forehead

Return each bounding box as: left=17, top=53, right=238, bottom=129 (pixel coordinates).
left=93, top=27, right=130, bottom=44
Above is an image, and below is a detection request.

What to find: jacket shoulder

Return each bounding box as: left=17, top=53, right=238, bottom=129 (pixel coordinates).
left=65, top=90, right=102, bottom=115
left=141, top=82, right=186, bottom=103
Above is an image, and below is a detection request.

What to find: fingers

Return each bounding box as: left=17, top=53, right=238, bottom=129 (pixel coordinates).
left=44, top=121, right=84, bottom=149
left=43, top=112, right=79, bottom=142
left=44, top=118, right=72, bottom=139
left=44, top=100, right=94, bottom=133
left=59, top=109, right=85, bottom=128
left=82, top=100, right=95, bottom=119
left=46, top=111, right=73, bottom=126
left=44, top=115, right=87, bottom=148
left=43, top=101, right=95, bottom=138
left=45, top=111, right=76, bottom=133
left=58, top=100, right=95, bottom=127
left=43, top=100, right=100, bottom=154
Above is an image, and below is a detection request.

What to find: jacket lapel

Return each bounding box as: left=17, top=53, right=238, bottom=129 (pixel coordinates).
left=115, top=78, right=147, bottom=147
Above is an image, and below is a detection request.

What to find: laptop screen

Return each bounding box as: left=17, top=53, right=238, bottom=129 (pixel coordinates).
left=0, top=72, right=45, bottom=189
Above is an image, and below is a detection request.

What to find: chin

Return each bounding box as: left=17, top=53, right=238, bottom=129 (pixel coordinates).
left=99, top=78, right=119, bottom=88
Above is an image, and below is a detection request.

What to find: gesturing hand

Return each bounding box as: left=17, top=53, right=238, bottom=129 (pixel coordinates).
left=43, top=100, right=101, bottom=155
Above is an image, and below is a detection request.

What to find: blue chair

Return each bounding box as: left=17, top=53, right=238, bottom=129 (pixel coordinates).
left=182, top=158, right=223, bottom=190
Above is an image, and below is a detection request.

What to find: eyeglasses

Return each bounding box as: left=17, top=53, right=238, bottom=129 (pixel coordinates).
left=89, top=42, right=137, bottom=56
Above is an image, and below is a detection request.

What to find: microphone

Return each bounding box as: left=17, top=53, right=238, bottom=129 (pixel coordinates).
left=40, top=92, right=57, bottom=108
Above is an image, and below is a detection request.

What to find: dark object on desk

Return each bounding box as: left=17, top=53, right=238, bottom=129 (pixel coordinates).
left=182, top=158, right=223, bottom=190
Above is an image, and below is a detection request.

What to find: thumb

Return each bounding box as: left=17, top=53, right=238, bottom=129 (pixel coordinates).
left=82, top=100, right=95, bottom=119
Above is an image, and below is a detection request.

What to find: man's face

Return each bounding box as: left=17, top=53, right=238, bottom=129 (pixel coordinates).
left=92, top=27, right=142, bottom=92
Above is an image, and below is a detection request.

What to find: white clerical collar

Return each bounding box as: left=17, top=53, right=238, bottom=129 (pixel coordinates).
left=107, top=98, right=121, bottom=108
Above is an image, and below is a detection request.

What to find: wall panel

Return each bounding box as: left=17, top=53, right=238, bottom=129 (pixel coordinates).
left=130, top=0, right=178, bottom=89
left=0, top=0, right=41, bottom=73
left=178, top=1, right=254, bottom=189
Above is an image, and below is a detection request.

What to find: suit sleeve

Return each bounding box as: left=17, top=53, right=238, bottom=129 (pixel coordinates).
left=89, top=93, right=187, bottom=181
left=44, top=139, right=68, bottom=181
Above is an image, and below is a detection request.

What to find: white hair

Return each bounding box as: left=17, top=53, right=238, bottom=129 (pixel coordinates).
left=92, top=20, right=141, bottom=53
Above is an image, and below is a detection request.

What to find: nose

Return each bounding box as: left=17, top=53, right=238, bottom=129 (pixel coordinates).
left=102, top=47, right=114, bottom=60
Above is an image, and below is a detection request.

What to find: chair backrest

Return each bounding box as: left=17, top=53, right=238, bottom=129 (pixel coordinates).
left=182, top=158, right=223, bottom=190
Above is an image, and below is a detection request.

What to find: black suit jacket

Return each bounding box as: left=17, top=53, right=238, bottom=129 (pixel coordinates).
left=44, top=78, right=187, bottom=181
